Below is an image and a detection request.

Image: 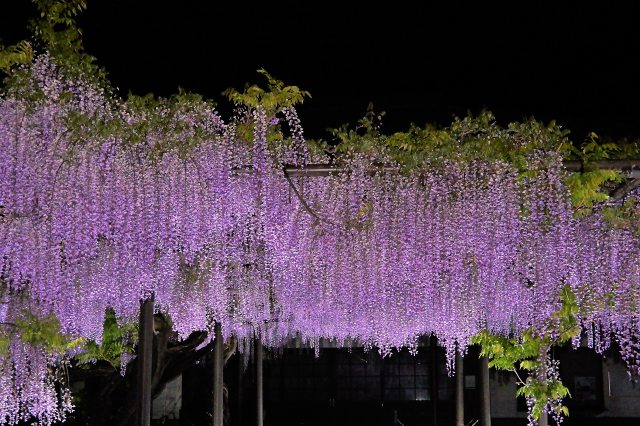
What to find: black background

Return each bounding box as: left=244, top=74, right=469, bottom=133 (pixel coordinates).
left=2, top=1, right=640, bottom=141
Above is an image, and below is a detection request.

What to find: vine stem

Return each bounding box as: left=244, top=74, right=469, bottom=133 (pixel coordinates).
left=282, top=166, right=336, bottom=226
left=512, top=368, right=526, bottom=386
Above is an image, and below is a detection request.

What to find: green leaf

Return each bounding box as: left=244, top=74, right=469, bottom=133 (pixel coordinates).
left=519, top=360, right=539, bottom=370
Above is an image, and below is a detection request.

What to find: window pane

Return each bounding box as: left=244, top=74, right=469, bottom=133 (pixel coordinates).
left=400, top=375, right=415, bottom=388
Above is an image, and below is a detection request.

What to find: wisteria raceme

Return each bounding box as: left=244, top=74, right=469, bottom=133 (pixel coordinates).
left=0, top=296, right=73, bottom=426
left=0, top=54, right=639, bottom=423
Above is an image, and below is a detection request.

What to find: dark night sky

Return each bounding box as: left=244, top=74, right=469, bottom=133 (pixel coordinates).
left=2, top=1, right=640, bottom=141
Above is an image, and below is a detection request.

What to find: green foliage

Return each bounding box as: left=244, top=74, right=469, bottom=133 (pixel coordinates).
left=223, top=69, right=310, bottom=150
left=29, top=0, right=98, bottom=77
left=566, top=170, right=622, bottom=212
left=472, top=329, right=539, bottom=371
left=1, top=308, right=134, bottom=372
left=11, top=311, right=83, bottom=354
left=126, top=91, right=221, bottom=160
left=0, top=329, right=10, bottom=357
left=224, top=69, right=310, bottom=113
left=471, top=286, right=580, bottom=421
left=31, top=0, right=86, bottom=46
left=330, top=109, right=572, bottom=173
left=16, top=312, right=64, bottom=349
left=0, top=40, right=34, bottom=75
left=0, top=0, right=107, bottom=99
left=565, top=133, right=626, bottom=212
left=76, top=309, right=137, bottom=369
left=553, top=286, right=580, bottom=340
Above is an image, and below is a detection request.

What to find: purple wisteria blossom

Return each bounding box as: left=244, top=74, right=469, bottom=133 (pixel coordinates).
left=0, top=54, right=638, bottom=424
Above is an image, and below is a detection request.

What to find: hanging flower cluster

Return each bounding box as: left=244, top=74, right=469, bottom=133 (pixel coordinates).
left=1, top=54, right=639, bottom=424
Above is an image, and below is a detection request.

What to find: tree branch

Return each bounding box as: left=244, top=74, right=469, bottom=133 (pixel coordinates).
left=166, top=330, right=208, bottom=355
left=610, top=178, right=640, bottom=202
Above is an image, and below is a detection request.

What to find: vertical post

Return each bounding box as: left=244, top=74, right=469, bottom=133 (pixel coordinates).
left=539, top=411, right=549, bottom=426
left=537, top=345, right=549, bottom=426
left=236, top=353, right=243, bottom=426
left=213, top=323, right=224, bottom=426
left=455, top=352, right=464, bottom=426
left=430, top=335, right=439, bottom=426
left=136, top=295, right=154, bottom=426
left=256, top=339, right=264, bottom=426
left=479, top=356, right=491, bottom=426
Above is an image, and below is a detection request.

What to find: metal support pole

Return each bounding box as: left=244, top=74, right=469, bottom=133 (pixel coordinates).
left=256, top=339, right=264, bottom=426
left=456, top=352, right=464, bottom=426
left=430, top=335, right=439, bottom=426
left=280, top=159, right=640, bottom=178
left=213, top=323, right=224, bottom=426
left=136, top=295, right=154, bottom=426
left=479, top=356, right=491, bottom=426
